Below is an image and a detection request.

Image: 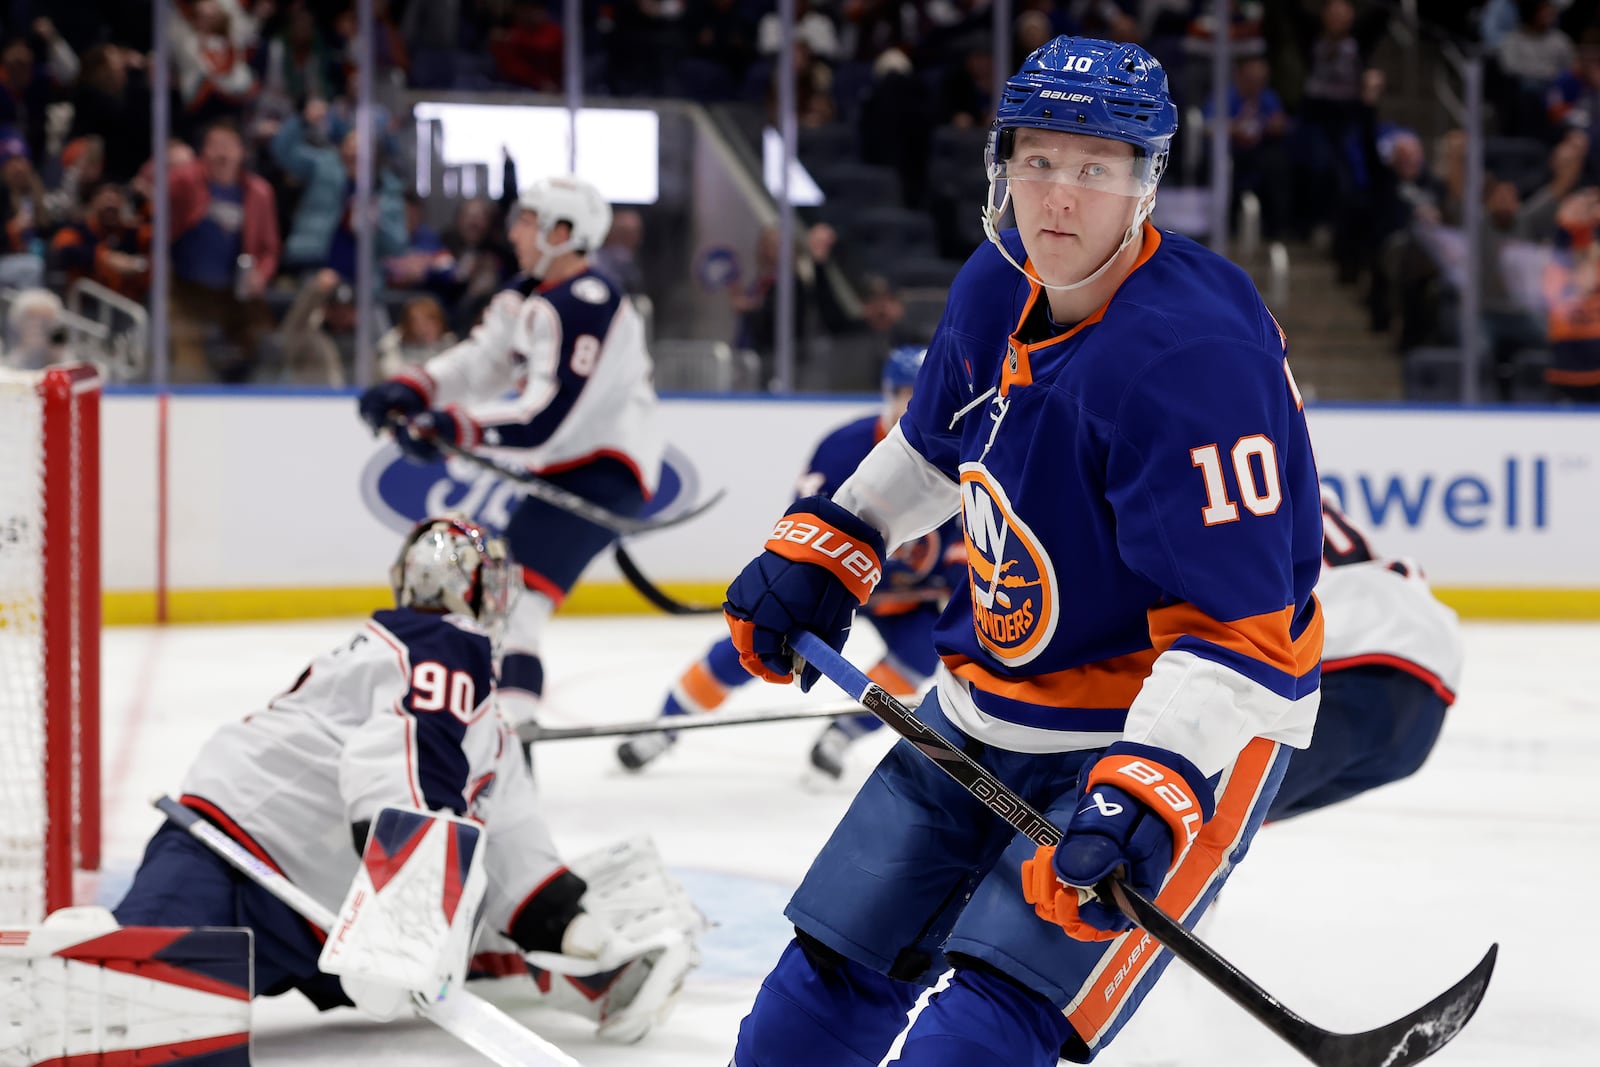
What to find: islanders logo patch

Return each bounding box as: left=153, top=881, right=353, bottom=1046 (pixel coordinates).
left=959, top=462, right=1057, bottom=665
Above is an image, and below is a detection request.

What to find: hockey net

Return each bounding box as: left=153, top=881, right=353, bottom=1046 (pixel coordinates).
left=0, top=363, right=100, bottom=925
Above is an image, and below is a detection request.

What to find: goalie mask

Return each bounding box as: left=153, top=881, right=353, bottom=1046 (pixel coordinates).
left=390, top=516, right=514, bottom=632
left=513, top=175, right=613, bottom=279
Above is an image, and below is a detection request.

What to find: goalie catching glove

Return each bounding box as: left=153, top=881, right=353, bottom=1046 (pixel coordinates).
left=1022, top=743, right=1214, bottom=941
left=724, top=496, right=886, bottom=691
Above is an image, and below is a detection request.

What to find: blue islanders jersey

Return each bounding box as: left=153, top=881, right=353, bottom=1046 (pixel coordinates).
left=838, top=225, right=1324, bottom=774
left=798, top=413, right=966, bottom=618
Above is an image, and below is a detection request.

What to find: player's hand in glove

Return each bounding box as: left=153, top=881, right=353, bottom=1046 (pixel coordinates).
left=1021, top=742, right=1214, bottom=941
left=392, top=407, right=479, bottom=465
left=723, top=496, right=885, bottom=691
left=357, top=372, right=431, bottom=434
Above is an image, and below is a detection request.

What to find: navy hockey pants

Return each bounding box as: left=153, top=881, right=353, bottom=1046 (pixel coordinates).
left=114, top=821, right=351, bottom=1009
left=733, top=691, right=1290, bottom=1064
left=1268, top=664, right=1448, bottom=821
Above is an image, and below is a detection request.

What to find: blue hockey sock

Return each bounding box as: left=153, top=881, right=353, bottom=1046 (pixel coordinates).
left=500, top=652, right=544, bottom=699
left=733, top=937, right=920, bottom=1067
left=894, top=965, right=1076, bottom=1067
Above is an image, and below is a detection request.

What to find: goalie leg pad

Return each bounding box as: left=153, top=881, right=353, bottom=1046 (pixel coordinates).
left=319, top=806, right=489, bottom=1017
left=2, top=907, right=253, bottom=1066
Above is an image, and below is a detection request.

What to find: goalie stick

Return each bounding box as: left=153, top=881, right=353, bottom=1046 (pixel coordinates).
left=152, top=796, right=581, bottom=1067
left=788, top=631, right=1497, bottom=1067
left=388, top=415, right=724, bottom=537
left=520, top=696, right=918, bottom=742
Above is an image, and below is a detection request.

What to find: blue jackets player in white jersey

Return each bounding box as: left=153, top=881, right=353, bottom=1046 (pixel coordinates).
left=617, top=346, right=967, bottom=778
left=1266, top=491, right=1463, bottom=821
left=358, top=176, right=663, bottom=728
left=720, top=37, right=1323, bottom=1067
left=112, top=517, right=698, bottom=1042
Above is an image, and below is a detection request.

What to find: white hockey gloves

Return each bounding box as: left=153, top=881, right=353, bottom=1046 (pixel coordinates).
left=486, top=836, right=705, bottom=1043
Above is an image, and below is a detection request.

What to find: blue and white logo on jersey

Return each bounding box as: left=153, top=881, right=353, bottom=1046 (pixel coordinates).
left=958, top=462, right=1058, bottom=666
left=360, top=444, right=701, bottom=535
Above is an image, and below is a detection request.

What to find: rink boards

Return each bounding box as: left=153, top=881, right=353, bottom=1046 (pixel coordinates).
left=95, top=390, right=1600, bottom=622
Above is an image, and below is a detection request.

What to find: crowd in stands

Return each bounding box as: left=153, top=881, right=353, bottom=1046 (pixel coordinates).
left=0, top=0, right=1598, bottom=402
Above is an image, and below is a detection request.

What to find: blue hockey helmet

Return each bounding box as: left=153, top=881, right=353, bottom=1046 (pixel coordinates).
left=987, top=37, right=1177, bottom=193
left=882, top=345, right=926, bottom=393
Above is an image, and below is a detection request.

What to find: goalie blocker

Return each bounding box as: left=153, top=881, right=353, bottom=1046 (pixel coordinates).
left=0, top=906, right=252, bottom=1066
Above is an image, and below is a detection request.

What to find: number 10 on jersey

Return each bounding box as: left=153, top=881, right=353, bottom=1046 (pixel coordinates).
left=1190, top=436, right=1282, bottom=525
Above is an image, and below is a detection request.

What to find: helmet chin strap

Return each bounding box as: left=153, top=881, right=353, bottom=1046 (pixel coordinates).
left=530, top=229, right=583, bottom=280
left=981, top=179, right=1156, bottom=294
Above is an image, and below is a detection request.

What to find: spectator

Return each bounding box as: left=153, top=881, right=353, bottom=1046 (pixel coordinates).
left=1014, top=10, right=1054, bottom=68
left=384, top=191, right=446, bottom=287
left=0, top=288, right=68, bottom=370
left=278, top=267, right=352, bottom=384
left=50, top=181, right=150, bottom=300
left=769, top=40, right=836, bottom=127
left=168, top=119, right=281, bottom=383
left=688, top=0, right=757, bottom=86
left=0, top=21, right=79, bottom=162
left=42, top=135, right=105, bottom=226
left=1543, top=186, right=1600, bottom=401
left=426, top=196, right=515, bottom=331
left=0, top=131, right=45, bottom=290
left=859, top=47, right=932, bottom=207
left=170, top=0, right=262, bottom=135
left=733, top=221, right=856, bottom=387
left=1294, top=0, right=1381, bottom=234
left=591, top=208, right=646, bottom=295
left=1492, top=0, right=1574, bottom=136
left=1206, top=54, right=1292, bottom=239
left=758, top=0, right=841, bottom=61
left=490, top=0, right=564, bottom=92
left=259, top=2, right=334, bottom=119
left=68, top=44, right=153, bottom=185
left=375, top=294, right=455, bottom=378
left=939, top=40, right=994, bottom=128
left=270, top=97, right=407, bottom=279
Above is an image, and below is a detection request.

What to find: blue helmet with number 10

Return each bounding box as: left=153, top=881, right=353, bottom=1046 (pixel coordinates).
left=981, top=37, right=1178, bottom=291
left=989, top=37, right=1177, bottom=193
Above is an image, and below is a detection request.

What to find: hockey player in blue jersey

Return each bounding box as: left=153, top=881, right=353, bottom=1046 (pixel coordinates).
left=720, top=37, right=1323, bottom=1066
left=617, top=345, right=967, bottom=778
left=358, top=176, right=663, bottom=730
left=111, top=517, right=698, bottom=1040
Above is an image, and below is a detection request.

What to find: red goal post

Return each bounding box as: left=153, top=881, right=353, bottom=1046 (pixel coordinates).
left=0, top=362, right=100, bottom=924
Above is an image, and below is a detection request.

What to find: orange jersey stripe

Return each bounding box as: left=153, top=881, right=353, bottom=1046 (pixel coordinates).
left=677, top=660, right=730, bottom=712
left=1064, top=738, right=1281, bottom=1045
left=942, top=648, right=1159, bottom=710
left=1148, top=598, right=1322, bottom=680
left=866, top=659, right=917, bottom=697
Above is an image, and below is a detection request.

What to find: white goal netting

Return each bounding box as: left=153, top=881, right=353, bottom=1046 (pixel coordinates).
left=0, top=363, right=99, bottom=927
left=0, top=367, right=48, bottom=925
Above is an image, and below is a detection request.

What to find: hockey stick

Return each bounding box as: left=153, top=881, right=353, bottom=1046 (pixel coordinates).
left=152, top=796, right=582, bottom=1067
left=612, top=543, right=722, bottom=615
left=787, top=632, right=1498, bottom=1067
left=522, top=697, right=915, bottom=742
left=387, top=416, right=723, bottom=537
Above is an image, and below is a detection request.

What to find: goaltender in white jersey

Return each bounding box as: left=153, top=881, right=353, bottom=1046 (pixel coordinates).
left=360, top=176, right=664, bottom=726
left=111, top=516, right=699, bottom=1043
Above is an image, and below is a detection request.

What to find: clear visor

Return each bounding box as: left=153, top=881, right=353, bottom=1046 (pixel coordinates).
left=986, top=135, right=1158, bottom=200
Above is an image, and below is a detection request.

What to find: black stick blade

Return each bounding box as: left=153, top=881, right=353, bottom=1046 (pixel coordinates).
left=1301, top=944, right=1498, bottom=1067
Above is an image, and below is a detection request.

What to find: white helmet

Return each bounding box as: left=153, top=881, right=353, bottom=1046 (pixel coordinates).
left=390, top=516, right=514, bottom=630
left=516, top=175, right=613, bottom=277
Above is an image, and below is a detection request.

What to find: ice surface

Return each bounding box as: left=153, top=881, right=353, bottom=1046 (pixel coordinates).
left=93, top=618, right=1600, bottom=1065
